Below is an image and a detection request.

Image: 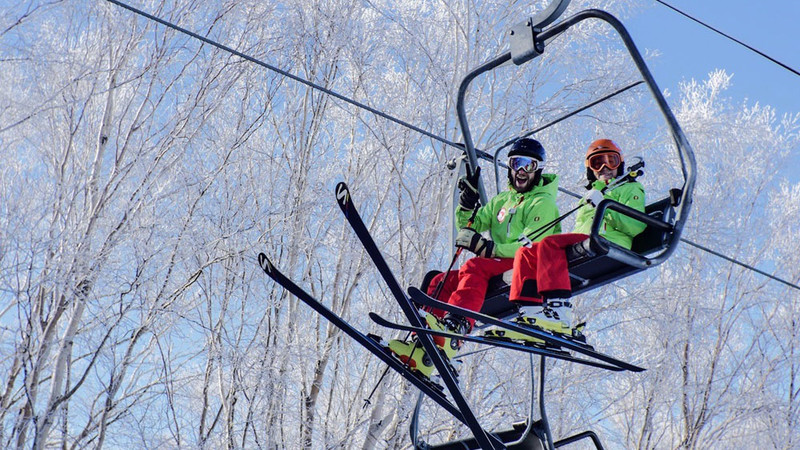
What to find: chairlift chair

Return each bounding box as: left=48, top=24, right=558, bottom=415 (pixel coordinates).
left=410, top=2, right=697, bottom=449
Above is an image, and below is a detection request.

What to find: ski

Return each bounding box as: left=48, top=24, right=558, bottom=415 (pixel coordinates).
left=256, top=253, right=465, bottom=422
left=334, top=182, right=505, bottom=449
left=408, top=286, right=645, bottom=373
left=369, top=312, right=625, bottom=372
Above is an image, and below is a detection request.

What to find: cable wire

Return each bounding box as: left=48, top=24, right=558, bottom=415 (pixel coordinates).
left=680, top=238, right=800, bottom=291
left=107, top=0, right=800, bottom=292
left=103, top=0, right=461, bottom=150
left=655, top=0, right=800, bottom=78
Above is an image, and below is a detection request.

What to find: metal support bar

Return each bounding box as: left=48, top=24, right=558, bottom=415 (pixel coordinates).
left=538, top=356, right=556, bottom=449
left=412, top=354, right=609, bottom=449
left=529, top=0, right=572, bottom=29
left=537, top=356, right=607, bottom=450
left=534, top=9, right=696, bottom=254
left=410, top=391, right=425, bottom=448
left=555, top=431, right=605, bottom=449
left=456, top=53, right=513, bottom=205
left=588, top=198, right=675, bottom=268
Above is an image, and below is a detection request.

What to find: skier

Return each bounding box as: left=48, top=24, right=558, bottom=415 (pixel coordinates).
left=387, top=138, right=561, bottom=377
left=491, top=138, right=646, bottom=343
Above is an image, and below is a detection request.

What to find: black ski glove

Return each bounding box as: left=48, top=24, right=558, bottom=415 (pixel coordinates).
left=455, top=227, right=495, bottom=258
left=458, top=167, right=481, bottom=210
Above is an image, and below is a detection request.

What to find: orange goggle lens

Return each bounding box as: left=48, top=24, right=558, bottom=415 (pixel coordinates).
left=587, top=153, right=621, bottom=171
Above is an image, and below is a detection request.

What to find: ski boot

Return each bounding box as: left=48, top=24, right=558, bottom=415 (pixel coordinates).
left=386, top=311, right=469, bottom=379
left=484, top=300, right=585, bottom=345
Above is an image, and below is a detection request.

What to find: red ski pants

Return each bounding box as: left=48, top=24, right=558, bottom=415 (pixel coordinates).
left=426, top=257, right=514, bottom=327
left=510, top=233, right=589, bottom=304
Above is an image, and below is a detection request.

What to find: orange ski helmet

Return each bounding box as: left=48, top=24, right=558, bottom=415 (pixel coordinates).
left=585, top=139, right=623, bottom=168
left=585, top=139, right=624, bottom=183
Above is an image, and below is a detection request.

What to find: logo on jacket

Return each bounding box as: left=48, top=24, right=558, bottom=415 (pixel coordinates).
left=497, top=207, right=507, bottom=223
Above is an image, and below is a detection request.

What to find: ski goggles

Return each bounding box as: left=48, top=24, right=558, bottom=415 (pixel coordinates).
left=508, top=156, right=541, bottom=173
left=587, top=152, right=621, bottom=171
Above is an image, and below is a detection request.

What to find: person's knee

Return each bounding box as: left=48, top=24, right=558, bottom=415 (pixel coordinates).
left=460, top=258, right=482, bottom=274
left=515, top=246, right=531, bottom=264
left=540, top=237, right=560, bottom=252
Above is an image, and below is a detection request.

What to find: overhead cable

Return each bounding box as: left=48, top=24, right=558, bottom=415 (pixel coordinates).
left=680, top=238, right=800, bottom=291
left=655, top=0, right=800, bottom=78
left=104, top=0, right=461, bottom=150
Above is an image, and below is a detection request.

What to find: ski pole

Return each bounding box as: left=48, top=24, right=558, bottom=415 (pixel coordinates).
left=521, top=204, right=582, bottom=244
left=364, top=206, right=480, bottom=409
left=363, top=368, right=389, bottom=409
left=431, top=204, right=480, bottom=300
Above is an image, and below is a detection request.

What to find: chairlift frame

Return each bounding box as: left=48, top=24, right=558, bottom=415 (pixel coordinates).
left=411, top=5, right=697, bottom=450
left=457, top=9, right=696, bottom=269
left=458, top=8, right=696, bottom=319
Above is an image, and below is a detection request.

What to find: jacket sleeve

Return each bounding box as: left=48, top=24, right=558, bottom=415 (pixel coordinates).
left=456, top=195, right=497, bottom=232
left=605, top=183, right=646, bottom=238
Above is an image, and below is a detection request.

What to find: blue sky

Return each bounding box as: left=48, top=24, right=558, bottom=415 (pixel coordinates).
left=624, top=0, right=800, bottom=184
left=626, top=0, right=800, bottom=117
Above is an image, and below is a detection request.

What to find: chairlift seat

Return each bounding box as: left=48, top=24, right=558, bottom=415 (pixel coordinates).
left=436, top=194, right=679, bottom=321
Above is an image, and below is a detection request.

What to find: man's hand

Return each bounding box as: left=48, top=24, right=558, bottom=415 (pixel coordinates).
left=458, top=167, right=481, bottom=210
left=455, top=227, right=495, bottom=257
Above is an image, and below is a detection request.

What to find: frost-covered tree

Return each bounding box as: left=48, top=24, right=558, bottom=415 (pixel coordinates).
left=1, top=0, right=798, bottom=448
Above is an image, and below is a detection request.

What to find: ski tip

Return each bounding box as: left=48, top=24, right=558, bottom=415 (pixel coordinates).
left=335, top=182, right=350, bottom=206
left=257, top=253, right=274, bottom=274
left=367, top=312, right=398, bottom=329
left=407, top=286, right=430, bottom=303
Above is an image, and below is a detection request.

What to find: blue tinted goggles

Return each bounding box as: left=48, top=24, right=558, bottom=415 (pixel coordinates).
left=508, top=156, right=541, bottom=173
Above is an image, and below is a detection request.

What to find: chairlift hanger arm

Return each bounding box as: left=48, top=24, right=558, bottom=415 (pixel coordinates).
left=456, top=3, right=573, bottom=190
left=456, top=54, right=512, bottom=205
left=531, top=0, right=572, bottom=30
left=456, top=0, right=571, bottom=192
left=509, top=0, right=572, bottom=64
left=456, top=8, right=695, bottom=250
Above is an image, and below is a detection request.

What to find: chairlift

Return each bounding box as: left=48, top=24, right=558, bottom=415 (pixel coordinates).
left=411, top=2, right=697, bottom=449
left=451, top=9, right=696, bottom=321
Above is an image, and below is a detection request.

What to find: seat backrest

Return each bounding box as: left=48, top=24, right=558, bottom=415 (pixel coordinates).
left=630, top=196, right=676, bottom=255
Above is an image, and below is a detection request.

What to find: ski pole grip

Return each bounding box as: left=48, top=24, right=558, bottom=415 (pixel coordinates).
left=628, top=158, right=645, bottom=172
left=466, top=203, right=480, bottom=227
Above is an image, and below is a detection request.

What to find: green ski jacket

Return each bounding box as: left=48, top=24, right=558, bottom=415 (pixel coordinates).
left=456, top=173, right=560, bottom=259
left=574, top=179, right=646, bottom=250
